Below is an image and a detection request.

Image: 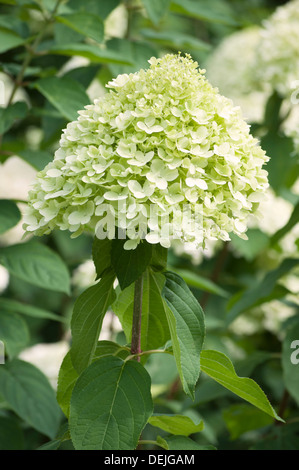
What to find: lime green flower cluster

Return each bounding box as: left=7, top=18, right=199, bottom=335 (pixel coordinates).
left=24, top=54, right=268, bottom=249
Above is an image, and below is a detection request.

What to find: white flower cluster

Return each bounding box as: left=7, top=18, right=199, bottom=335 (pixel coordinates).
left=205, top=27, right=270, bottom=124
left=255, top=0, right=299, bottom=97
left=24, top=54, right=269, bottom=250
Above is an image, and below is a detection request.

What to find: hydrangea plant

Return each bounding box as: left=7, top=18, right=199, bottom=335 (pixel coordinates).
left=25, top=54, right=282, bottom=451
left=24, top=54, right=269, bottom=250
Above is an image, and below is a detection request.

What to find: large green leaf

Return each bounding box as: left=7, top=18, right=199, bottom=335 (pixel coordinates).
left=112, top=268, right=171, bottom=351
left=141, top=29, right=210, bottom=51
left=282, top=320, right=299, bottom=406
left=49, top=43, right=133, bottom=65
left=261, top=132, right=295, bottom=192
left=200, top=350, right=283, bottom=422
left=223, top=404, right=273, bottom=440
left=57, top=341, right=130, bottom=417
left=18, top=149, right=52, bottom=171
left=170, top=0, right=237, bottom=25
left=171, top=267, right=228, bottom=297
left=70, top=269, right=116, bottom=373
left=142, top=0, right=170, bottom=24
left=34, top=76, right=90, bottom=121
left=0, top=416, right=24, bottom=450
left=0, top=102, right=28, bottom=134
left=0, top=310, right=29, bottom=357
left=111, top=239, right=153, bottom=290
left=0, top=199, right=21, bottom=235
left=226, top=258, right=299, bottom=325
left=0, top=241, right=70, bottom=294
left=92, top=237, right=112, bottom=279
left=93, top=341, right=130, bottom=361
left=0, top=298, right=66, bottom=323
left=57, top=352, right=79, bottom=418
left=0, top=359, right=61, bottom=438
left=149, top=414, right=204, bottom=436
left=0, top=27, right=25, bottom=53
left=162, top=271, right=205, bottom=399
left=230, top=229, right=270, bottom=262
left=56, top=12, right=104, bottom=42
left=250, top=423, right=299, bottom=450
left=107, top=38, right=158, bottom=76
left=66, top=0, right=120, bottom=19
left=69, top=356, right=153, bottom=450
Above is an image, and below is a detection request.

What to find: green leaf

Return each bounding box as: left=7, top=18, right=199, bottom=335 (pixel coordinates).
left=0, top=241, right=70, bottom=294
left=34, top=76, right=90, bottom=121
left=150, top=244, right=168, bottom=272
left=54, top=21, right=83, bottom=45
left=200, top=349, right=283, bottom=422
left=0, top=199, right=21, bottom=235
left=49, top=43, right=133, bottom=65
left=111, top=239, right=153, bottom=290
left=0, top=359, right=61, bottom=438
left=107, top=38, right=157, bottom=76
left=0, top=298, right=66, bottom=323
left=63, top=64, right=100, bottom=89
left=0, top=310, right=29, bottom=357
left=141, top=29, right=210, bottom=51
left=57, top=341, right=130, bottom=418
left=145, top=353, right=178, bottom=387
left=149, top=414, right=204, bottom=436
left=230, top=229, right=270, bottom=261
left=18, top=149, right=52, bottom=171
left=142, top=0, right=170, bottom=24
left=250, top=423, right=299, bottom=450
left=226, top=258, right=299, bottom=325
left=171, top=268, right=228, bottom=297
left=0, top=416, right=24, bottom=450
left=112, top=268, right=171, bottom=351
left=92, top=237, right=112, bottom=279
left=0, top=102, right=28, bottom=134
left=56, top=12, right=104, bottom=43
left=57, top=352, right=79, bottom=418
left=161, top=435, right=216, bottom=450
left=37, top=439, right=62, bottom=450
left=170, top=0, right=237, bottom=26
left=261, top=131, right=295, bottom=193
left=69, top=356, right=153, bottom=450
left=0, top=27, right=25, bottom=53
left=93, top=340, right=130, bottom=361
left=162, top=271, right=205, bottom=399
left=263, top=91, right=284, bottom=131
left=66, top=0, right=120, bottom=19
left=223, top=404, right=273, bottom=440
left=282, top=320, right=299, bottom=406
left=70, top=269, right=116, bottom=373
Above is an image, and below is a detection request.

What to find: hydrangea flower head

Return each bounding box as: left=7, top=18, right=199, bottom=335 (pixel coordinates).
left=24, top=54, right=269, bottom=249
left=255, top=0, right=299, bottom=97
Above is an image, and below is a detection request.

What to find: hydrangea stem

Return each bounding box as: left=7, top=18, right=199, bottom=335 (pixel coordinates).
left=131, top=274, right=143, bottom=361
